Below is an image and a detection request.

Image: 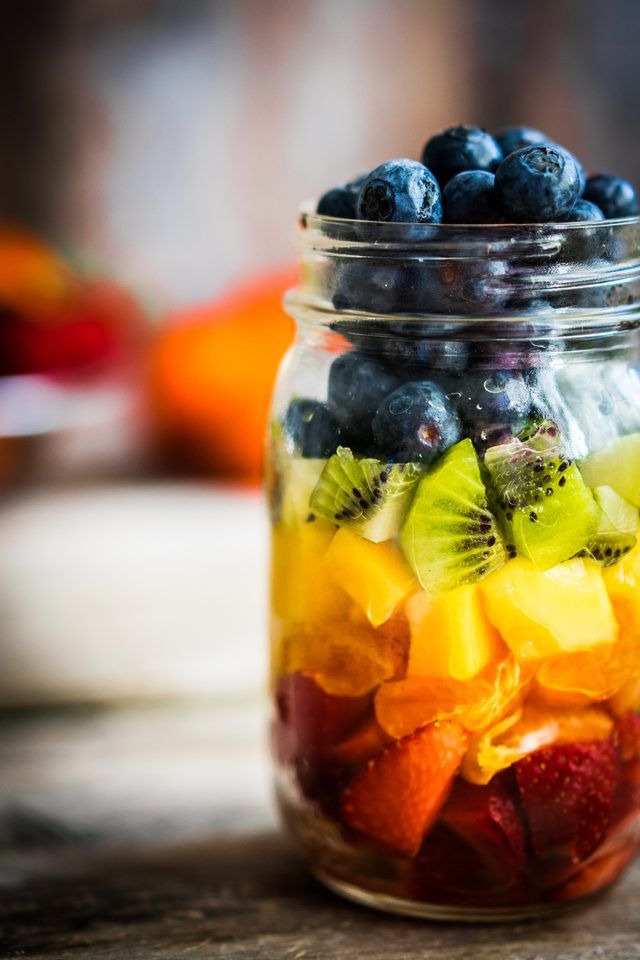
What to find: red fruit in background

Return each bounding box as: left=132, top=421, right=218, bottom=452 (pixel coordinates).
left=515, top=740, right=619, bottom=865
left=0, top=279, right=147, bottom=378
left=341, top=722, right=469, bottom=858
left=272, top=672, right=370, bottom=767
left=150, top=269, right=295, bottom=484
left=439, top=774, right=526, bottom=888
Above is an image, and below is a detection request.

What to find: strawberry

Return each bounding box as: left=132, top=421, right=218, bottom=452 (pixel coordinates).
left=615, top=710, right=640, bottom=762
left=330, top=715, right=392, bottom=768
left=515, top=740, right=619, bottom=865
left=438, top=773, right=526, bottom=888
left=272, top=672, right=370, bottom=766
left=340, top=721, right=469, bottom=858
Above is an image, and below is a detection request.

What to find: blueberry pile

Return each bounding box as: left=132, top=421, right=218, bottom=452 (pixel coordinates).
left=317, top=124, right=638, bottom=225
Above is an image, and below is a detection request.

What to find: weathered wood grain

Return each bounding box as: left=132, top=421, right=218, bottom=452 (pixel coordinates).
left=2, top=830, right=640, bottom=960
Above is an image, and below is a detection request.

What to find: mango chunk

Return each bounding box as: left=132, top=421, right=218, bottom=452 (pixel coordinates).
left=271, top=520, right=349, bottom=627
left=604, top=536, right=640, bottom=633
left=460, top=702, right=614, bottom=785
left=325, top=527, right=416, bottom=627
left=534, top=629, right=640, bottom=707
left=406, top=586, right=504, bottom=681
left=481, top=557, right=618, bottom=662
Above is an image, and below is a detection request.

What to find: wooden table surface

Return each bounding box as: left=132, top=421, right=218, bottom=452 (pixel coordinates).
left=2, top=699, right=639, bottom=960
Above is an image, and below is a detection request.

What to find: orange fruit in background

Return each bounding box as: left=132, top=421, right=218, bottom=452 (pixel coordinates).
left=0, top=224, right=75, bottom=320
left=150, top=268, right=296, bottom=483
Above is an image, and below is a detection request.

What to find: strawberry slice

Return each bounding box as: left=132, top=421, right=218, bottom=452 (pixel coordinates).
left=515, top=740, right=619, bottom=865
left=439, top=773, right=526, bottom=888
left=330, top=715, right=392, bottom=768
left=340, top=721, right=469, bottom=858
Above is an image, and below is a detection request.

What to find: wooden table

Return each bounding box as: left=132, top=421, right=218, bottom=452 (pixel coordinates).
left=2, top=700, right=639, bottom=959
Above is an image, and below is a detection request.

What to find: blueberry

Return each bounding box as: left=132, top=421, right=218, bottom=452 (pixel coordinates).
left=495, top=126, right=548, bottom=156
left=495, top=145, right=581, bottom=222
left=284, top=398, right=342, bottom=458
left=584, top=174, right=640, bottom=219
left=442, top=171, right=502, bottom=224
left=421, top=125, right=502, bottom=186
left=328, top=352, right=401, bottom=451
left=448, top=370, right=532, bottom=449
left=566, top=198, right=605, bottom=222
left=316, top=172, right=368, bottom=219
left=331, top=261, right=427, bottom=314
left=357, top=159, right=442, bottom=223
left=383, top=322, right=471, bottom=376
left=372, top=381, right=461, bottom=463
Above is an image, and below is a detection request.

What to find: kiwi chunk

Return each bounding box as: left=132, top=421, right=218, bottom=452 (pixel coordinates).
left=281, top=457, right=327, bottom=526
left=579, top=432, right=640, bottom=508
left=309, top=447, right=421, bottom=542
left=400, top=438, right=507, bottom=595
left=484, top=419, right=599, bottom=571
left=587, top=485, right=638, bottom=566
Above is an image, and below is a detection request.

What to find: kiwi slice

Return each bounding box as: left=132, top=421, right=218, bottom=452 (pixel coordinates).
left=281, top=457, right=327, bottom=526
left=400, top=438, right=507, bottom=595
left=309, top=447, right=421, bottom=542
left=579, top=432, right=640, bottom=508
left=484, top=419, right=599, bottom=571
left=587, top=485, right=638, bottom=566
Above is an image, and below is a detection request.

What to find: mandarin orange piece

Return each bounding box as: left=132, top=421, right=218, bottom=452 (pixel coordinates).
left=534, top=630, right=640, bottom=708
left=375, top=654, right=527, bottom=740
left=281, top=618, right=408, bottom=698
left=460, top=702, right=614, bottom=785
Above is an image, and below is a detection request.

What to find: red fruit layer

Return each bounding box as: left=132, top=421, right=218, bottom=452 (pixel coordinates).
left=340, top=722, right=469, bottom=858
left=515, top=739, right=619, bottom=865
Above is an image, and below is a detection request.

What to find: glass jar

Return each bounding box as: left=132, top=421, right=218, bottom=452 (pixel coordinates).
left=267, top=212, right=640, bottom=921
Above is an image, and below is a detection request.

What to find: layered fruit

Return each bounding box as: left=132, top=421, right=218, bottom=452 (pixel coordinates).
left=269, top=350, right=640, bottom=910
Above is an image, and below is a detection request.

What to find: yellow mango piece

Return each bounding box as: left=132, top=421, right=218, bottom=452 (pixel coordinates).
left=461, top=702, right=614, bottom=785
left=325, top=527, right=416, bottom=627
left=375, top=654, right=529, bottom=739
left=481, top=557, right=618, bottom=662
left=271, top=520, right=349, bottom=627
left=280, top=618, right=407, bottom=696
left=604, top=537, right=640, bottom=633
left=406, top=586, right=504, bottom=681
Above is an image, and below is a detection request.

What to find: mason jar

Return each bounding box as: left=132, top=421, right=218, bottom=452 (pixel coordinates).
left=267, top=212, right=640, bottom=920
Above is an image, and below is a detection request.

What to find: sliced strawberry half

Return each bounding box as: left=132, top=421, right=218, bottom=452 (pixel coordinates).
left=340, top=721, right=469, bottom=858
left=515, top=740, right=619, bottom=866
left=439, top=773, right=526, bottom=888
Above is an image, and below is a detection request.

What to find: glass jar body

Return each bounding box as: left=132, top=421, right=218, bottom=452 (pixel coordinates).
left=267, top=217, right=640, bottom=920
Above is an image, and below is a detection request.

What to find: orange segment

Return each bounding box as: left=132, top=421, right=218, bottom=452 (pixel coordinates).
left=325, top=528, right=416, bottom=627
left=280, top=618, right=408, bottom=697
left=406, top=585, right=504, bottom=681
left=533, top=629, right=640, bottom=708
left=481, top=557, right=618, bottom=662
left=460, top=703, right=614, bottom=785
left=375, top=655, right=528, bottom=739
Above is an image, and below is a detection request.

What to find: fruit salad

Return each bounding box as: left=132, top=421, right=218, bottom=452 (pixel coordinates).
left=268, top=124, right=640, bottom=919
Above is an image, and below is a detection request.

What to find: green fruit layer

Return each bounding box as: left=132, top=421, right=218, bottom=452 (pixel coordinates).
left=484, top=420, right=599, bottom=571
left=400, top=438, right=507, bottom=595
left=579, top=432, right=640, bottom=508
left=310, top=447, right=421, bottom=542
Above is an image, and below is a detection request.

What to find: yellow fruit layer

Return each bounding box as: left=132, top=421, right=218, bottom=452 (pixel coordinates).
left=270, top=520, right=640, bottom=779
